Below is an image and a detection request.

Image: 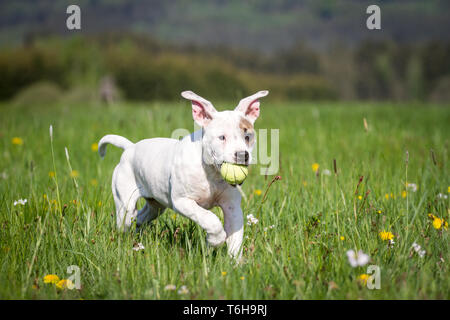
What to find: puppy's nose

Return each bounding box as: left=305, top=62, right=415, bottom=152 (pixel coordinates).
left=235, top=151, right=249, bottom=165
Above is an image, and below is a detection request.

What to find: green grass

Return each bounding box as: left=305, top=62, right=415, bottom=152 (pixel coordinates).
left=0, top=101, right=448, bottom=299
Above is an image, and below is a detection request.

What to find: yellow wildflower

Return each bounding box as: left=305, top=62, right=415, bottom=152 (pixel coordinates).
left=358, top=195, right=363, bottom=200
left=401, top=191, right=407, bottom=198
left=340, top=236, right=345, bottom=241
left=48, top=171, right=55, bottom=178
left=311, top=163, right=319, bottom=172
left=70, top=170, right=79, bottom=178
left=432, top=217, right=448, bottom=230
left=240, top=276, right=245, bottom=280
left=221, top=271, right=227, bottom=276
left=91, top=143, right=98, bottom=152
left=448, top=186, right=450, bottom=193
left=385, top=194, right=389, bottom=200
left=43, top=274, right=60, bottom=284
left=377, top=210, right=382, bottom=214
left=90, top=178, right=98, bottom=186
left=357, top=274, right=369, bottom=285
left=11, top=137, right=23, bottom=145
left=302, top=181, right=307, bottom=187
left=379, top=231, right=394, bottom=241
left=56, top=279, right=74, bottom=290
left=254, top=189, right=262, bottom=196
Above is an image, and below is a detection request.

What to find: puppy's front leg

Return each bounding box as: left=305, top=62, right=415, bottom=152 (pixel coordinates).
left=172, top=198, right=226, bottom=247
left=219, top=189, right=244, bottom=260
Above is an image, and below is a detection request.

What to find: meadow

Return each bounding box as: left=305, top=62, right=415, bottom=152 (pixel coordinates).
left=0, top=100, right=448, bottom=299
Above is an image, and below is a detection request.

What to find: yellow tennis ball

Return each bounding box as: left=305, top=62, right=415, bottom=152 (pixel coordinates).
left=220, top=162, right=248, bottom=186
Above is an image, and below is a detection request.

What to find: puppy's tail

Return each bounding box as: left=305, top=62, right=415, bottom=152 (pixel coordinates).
left=98, top=134, right=134, bottom=159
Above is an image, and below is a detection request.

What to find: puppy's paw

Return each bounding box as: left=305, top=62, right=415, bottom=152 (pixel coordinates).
left=206, top=229, right=227, bottom=247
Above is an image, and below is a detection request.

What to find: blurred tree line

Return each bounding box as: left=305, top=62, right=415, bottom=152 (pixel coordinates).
left=0, top=33, right=449, bottom=104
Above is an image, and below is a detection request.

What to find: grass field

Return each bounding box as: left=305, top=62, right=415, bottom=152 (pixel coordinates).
left=0, top=100, right=448, bottom=299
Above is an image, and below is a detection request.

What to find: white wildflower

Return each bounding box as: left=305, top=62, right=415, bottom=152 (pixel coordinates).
left=346, top=249, right=370, bottom=267
left=412, top=242, right=426, bottom=258
left=437, top=193, right=448, bottom=200
left=132, top=242, right=145, bottom=251
left=49, top=125, right=53, bottom=141
left=13, top=199, right=27, bottom=206
left=406, top=183, right=417, bottom=192
left=177, top=285, right=189, bottom=295
left=0, top=171, right=7, bottom=180
left=322, top=169, right=331, bottom=176
left=246, top=214, right=258, bottom=226
left=164, top=284, right=176, bottom=291
left=388, top=239, right=395, bottom=248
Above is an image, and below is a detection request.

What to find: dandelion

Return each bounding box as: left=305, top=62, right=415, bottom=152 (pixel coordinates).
left=401, top=191, right=407, bottom=198
left=13, top=199, right=27, bottom=206
left=177, top=285, right=189, bottom=295
left=340, top=236, right=345, bottom=241
left=70, top=170, right=79, bottom=178
left=377, top=210, right=382, bottom=214
left=91, top=143, right=98, bottom=152
left=132, top=242, right=145, bottom=251
left=385, top=194, right=389, bottom=200
left=311, top=163, right=319, bottom=172
left=322, top=169, right=331, bottom=176
left=164, top=284, right=176, bottom=291
left=379, top=231, right=394, bottom=241
left=56, top=279, right=74, bottom=290
left=358, top=195, right=363, bottom=200
left=432, top=217, right=448, bottom=230
left=346, top=249, right=370, bottom=267
left=11, top=137, right=23, bottom=145
left=221, top=271, right=227, bottom=276
left=240, top=276, right=245, bottom=280
left=254, top=189, right=262, bottom=196
left=246, top=214, right=258, bottom=226
left=357, top=274, right=369, bottom=286
left=43, top=274, right=60, bottom=284
left=448, top=186, right=450, bottom=193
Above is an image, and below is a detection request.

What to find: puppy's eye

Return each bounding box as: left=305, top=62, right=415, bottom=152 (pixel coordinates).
left=218, top=135, right=226, bottom=141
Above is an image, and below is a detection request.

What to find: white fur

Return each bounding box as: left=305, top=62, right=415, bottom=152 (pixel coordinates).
left=99, top=90, right=268, bottom=260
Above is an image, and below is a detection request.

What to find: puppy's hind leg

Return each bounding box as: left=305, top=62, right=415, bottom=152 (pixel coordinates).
left=112, top=163, right=141, bottom=232
left=136, top=199, right=166, bottom=229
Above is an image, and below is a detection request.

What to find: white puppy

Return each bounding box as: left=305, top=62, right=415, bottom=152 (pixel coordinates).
left=98, top=90, right=268, bottom=259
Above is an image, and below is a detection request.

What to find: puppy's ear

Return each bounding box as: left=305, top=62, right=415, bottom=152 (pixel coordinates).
left=235, top=90, right=269, bottom=124
left=181, top=91, right=218, bottom=127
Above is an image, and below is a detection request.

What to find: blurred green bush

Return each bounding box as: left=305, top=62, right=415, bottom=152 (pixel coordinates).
left=0, top=35, right=449, bottom=103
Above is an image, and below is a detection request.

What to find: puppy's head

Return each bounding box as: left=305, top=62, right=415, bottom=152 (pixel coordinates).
left=181, top=90, right=269, bottom=169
